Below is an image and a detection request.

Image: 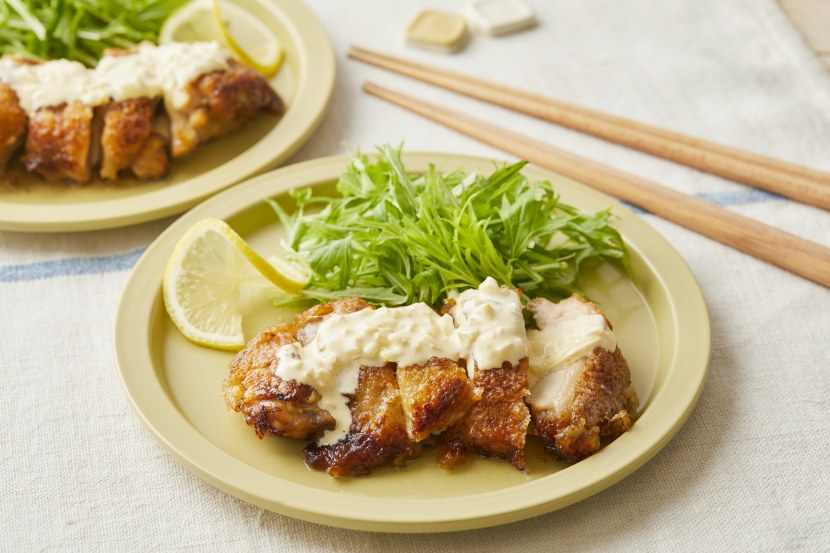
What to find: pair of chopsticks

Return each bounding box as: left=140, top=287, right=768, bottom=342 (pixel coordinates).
left=348, top=46, right=830, bottom=288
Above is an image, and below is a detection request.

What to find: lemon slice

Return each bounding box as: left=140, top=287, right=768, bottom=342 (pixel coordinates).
left=266, top=254, right=312, bottom=287
left=159, top=0, right=284, bottom=77
left=159, top=0, right=221, bottom=44
left=163, top=218, right=306, bottom=350
left=212, top=0, right=284, bottom=77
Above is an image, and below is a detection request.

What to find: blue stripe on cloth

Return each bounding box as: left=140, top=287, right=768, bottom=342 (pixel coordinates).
left=623, top=188, right=783, bottom=215
left=0, top=188, right=787, bottom=283
left=697, top=189, right=783, bottom=205
left=0, top=247, right=146, bottom=283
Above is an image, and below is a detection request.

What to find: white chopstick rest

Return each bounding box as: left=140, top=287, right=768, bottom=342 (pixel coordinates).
left=406, top=10, right=470, bottom=53
left=465, top=0, right=536, bottom=36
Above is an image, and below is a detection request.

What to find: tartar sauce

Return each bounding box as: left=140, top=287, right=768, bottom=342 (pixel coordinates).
left=0, top=41, right=229, bottom=114
left=275, top=277, right=527, bottom=445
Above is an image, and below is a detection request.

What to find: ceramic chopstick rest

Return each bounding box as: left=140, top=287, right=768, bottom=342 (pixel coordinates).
left=405, top=10, right=470, bottom=52
left=465, top=0, right=536, bottom=36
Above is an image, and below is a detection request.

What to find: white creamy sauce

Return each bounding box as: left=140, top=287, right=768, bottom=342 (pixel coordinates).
left=526, top=312, right=616, bottom=412
left=450, top=280, right=528, bottom=378
left=274, top=277, right=527, bottom=445
left=0, top=41, right=229, bottom=114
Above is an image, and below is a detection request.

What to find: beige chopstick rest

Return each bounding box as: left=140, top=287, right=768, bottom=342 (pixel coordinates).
left=406, top=10, right=470, bottom=53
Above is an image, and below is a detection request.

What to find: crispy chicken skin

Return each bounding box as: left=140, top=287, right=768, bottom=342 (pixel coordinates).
left=433, top=293, right=531, bottom=470
left=1, top=51, right=283, bottom=183
left=397, top=357, right=475, bottom=442
left=224, top=299, right=480, bottom=477
left=435, top=359, right=530, bottom=470
left=0, top=83, right=26, bottom=175
left=223, top=298, right=372, bottom=440
left=130, top=133, right=169, bottom=180
left=225, top=292, right=637, bottom=477
left=225, top=298, right=421, bottom=477
left=23, top=102, right=93, bottom=182
left=169, top=60, right=284, bottom=158
left=526, top=296, right=638, bottom=463
left=226, top=297, right=533, bottom=476
left=99, top=98, right=168, bottom=180
left=304, top=364, right=419, bottom=477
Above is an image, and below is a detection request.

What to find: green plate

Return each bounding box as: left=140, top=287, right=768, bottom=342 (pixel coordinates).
left=115, top=153, right=711, bottom=532
left=0, top=0, right=334, bottom=232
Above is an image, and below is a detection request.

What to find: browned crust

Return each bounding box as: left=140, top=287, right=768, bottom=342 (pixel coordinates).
left=99, top=97, right=163, bottom=180
left=303, top=365, right=420, bottom=477
left=2, top=53, right=283, bottom=184
left=222, top=298, right=373, bottom=440
left=436, top=359, right=530, bottom=471
left=170, top=60, right=285, bottom=158
left=225, top=293, right=639, bottom=477
left=224, top=325, right=335, bottom=440
left=397, top=357, right=475, bottom=442
left=0, top=83, right=27, bottom=175
left=23, top=102, right=93, bottom=182
left=130, top=133, right=169, bottom=180
left=530, top=346, right=638, bottom=463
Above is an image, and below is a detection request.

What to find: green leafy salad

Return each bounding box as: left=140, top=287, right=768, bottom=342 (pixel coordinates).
left=269, top=146, right=629, bottom=307
left=0, top=0, right=188, bottom=66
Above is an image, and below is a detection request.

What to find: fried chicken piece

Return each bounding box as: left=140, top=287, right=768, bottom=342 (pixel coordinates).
left=3, top=49, right=282, bottom=183
left=226, top=297, right=430, bottom=477
left=397, top=357, right=475, bottom=442
left=525, top=296, right=638, bottom=463
left=130, top=133, right=169, bottom=179
left=23, top=101, right=93, bottom=182
left=434, top=287, right=531, bottom=470
left=99, top=98, right=168, bottom=180
left=223, top=298, right=372, bottom=440
left=169, top=60, right=284, bottom=158
left=224, top=322, right=334, bottom=440
left=435, top=359, right=530, bottom=470
left=0, top=82, right=26, bottom=175
left=304, top=364, right=419, bottom=477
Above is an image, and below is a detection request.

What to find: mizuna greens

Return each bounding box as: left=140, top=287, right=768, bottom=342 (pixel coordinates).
left=0, top=0, right=189, bottom=66
left=268, top=146, right=629, bottom=307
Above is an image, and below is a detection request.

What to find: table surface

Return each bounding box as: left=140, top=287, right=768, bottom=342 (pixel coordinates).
left=2, top=1, right=830, bottom=551
left=780, top=0, right=830, bottom=67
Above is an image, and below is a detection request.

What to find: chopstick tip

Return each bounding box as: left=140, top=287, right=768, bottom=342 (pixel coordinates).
left=347, top=45, right=373, bottom=61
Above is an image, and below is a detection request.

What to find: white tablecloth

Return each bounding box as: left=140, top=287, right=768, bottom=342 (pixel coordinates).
left=3, top=1, right=829, bottom=550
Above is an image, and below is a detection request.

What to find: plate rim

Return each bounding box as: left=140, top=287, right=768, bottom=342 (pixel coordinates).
left=0, top=0, right=335, bottom=233
left=114, top=152, right=711, bottom=532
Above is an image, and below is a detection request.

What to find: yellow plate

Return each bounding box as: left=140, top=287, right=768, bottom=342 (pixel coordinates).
left=0, top=0, right=334, bottom=233
left=115, top=153, right=711, bottom=532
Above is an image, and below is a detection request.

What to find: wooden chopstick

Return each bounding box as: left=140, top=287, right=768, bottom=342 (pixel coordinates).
left=350, top=46, right=830, bottom=212
left=363, top=82, right=830, bottom=288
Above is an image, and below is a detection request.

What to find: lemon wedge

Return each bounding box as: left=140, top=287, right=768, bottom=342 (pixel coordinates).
left=163, top=218, right=306, bottom=350
left=159, top=0, right=284, bottom=77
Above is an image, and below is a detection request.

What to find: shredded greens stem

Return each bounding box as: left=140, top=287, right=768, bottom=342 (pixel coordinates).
left=0, top=0, right=189, bottom=66
left=268, top=145, right=630, bottom=307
